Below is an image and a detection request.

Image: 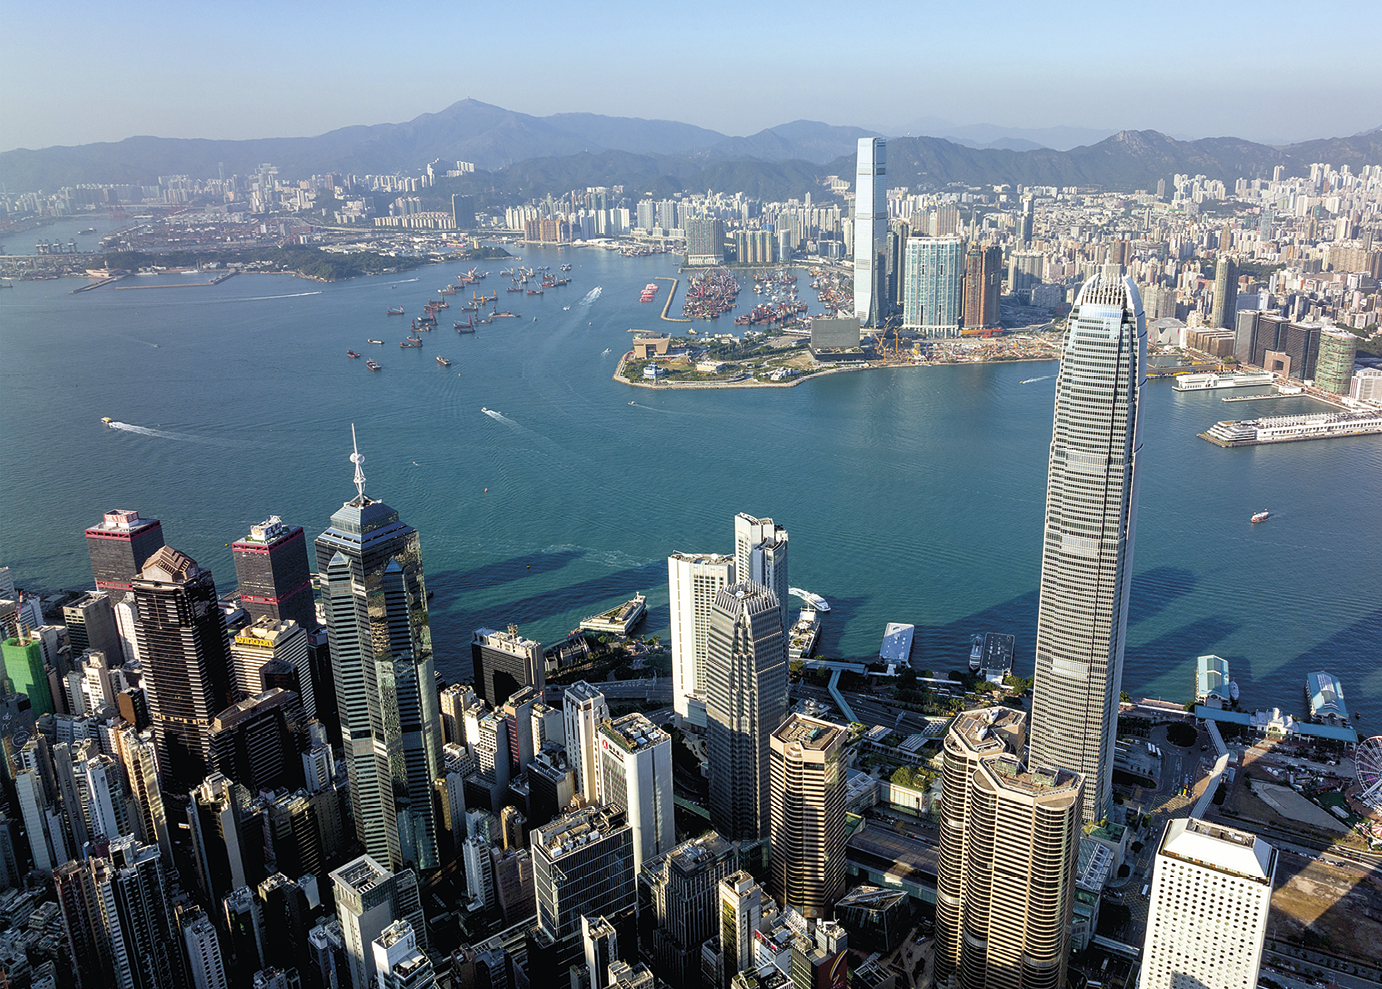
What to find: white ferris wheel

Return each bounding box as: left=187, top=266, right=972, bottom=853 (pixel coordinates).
left=1356, top=736, right=1382, bottom=810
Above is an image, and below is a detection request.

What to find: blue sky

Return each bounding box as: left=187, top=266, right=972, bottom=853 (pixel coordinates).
left=2, top=0, right=1378, bottom=151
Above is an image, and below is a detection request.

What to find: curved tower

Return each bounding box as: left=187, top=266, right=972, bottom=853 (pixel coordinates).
left=1028, top=273, right=1145, bottom=824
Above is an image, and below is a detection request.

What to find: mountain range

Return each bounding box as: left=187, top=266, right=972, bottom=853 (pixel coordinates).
left=2, top=99, right=1379, bottom=203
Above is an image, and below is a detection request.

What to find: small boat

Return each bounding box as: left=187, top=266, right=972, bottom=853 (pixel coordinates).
left=560, top=263, right=572, bottom=271
left=407, top=335, right=422, bottom=343
left=1250, top=511, right=1270, bottom=523
left=436, top=356, right=452, bottom=367
left=563, top=306, right=570, bottom=311
left=347, top=351, right=360, bottom=358
left=367, top=339, right=384, bottom=345
left=101, top=417, right=115, bottom=427
left=386, top=306, right=405, bottom=315
left=969, top=634, right=984, bottom=672
left=628, top=401, right=635, bottom=406
left=366, top=361, right=382, bottom=371
left=400, top=340, right=421, bottom=348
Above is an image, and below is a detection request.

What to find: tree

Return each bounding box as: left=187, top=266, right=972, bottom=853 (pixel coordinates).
left=891, top=766, right=916, bottom=788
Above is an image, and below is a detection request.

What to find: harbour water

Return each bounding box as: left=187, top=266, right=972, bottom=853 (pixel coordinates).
left=2, top=241, right=1380, bottom=723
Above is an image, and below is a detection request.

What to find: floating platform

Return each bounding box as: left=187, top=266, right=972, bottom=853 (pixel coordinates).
left=578, top=593, right=647, bottom=636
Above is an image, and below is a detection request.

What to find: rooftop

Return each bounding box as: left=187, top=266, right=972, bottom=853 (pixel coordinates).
left=986, top=755, right=1082, bottom=796
left=1159, top=817, right=1274, bottom=883
left=599, top=712, right=668, bottom=753
left=772, top=712, right=846, bottom=751
left=534, top=805, right=627, bottom=860
left=947, top=707, right=1027, bottom=758
left=329, top=854, right=390, bottom=894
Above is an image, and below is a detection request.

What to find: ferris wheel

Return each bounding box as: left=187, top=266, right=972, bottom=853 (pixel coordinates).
left=1357, top=736, right=1382, bottom=810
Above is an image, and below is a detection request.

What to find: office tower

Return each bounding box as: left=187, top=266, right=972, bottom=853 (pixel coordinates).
left=499, top=803, right=525, bottom=850
left=562, top=680, right=609, bottom=802
left=935, top=709, right=1082, bottom=989
left=583, top=914, right=620, bottom=989
left=527, top=756, right=575, bottom=829
left=732, top=513, right=788, bottom=635
left=130, top=546, right=234, bottom=789
left=491, top=846, right=535, bottom=924
left=718, top=871, right=763, bottom=986
left=97, top=835, right=188, bottom=989
left=667, top=553, right=734, bottom=722
left=3, top=634, right=54, bottom=715
left=1020, top=196, right=1034, bottom=244
left=533, top=805, right=636, bottom=948
left=686, top=217, right=726, bottom=266
left=373, top=919, right=436, bottom=989
left=1028, top=272, right=1145, bottom=825
left=208, top=689, right=306, bottom=793
left=790, top=921, right=848, bottom=989
left=962, top=244, right=1003, bottom=330
left=500, top=685, right=541, bottom=775
left=308, top=921, right=348, bottom=989
left=257, top=873, right=311, bottom=977
left=316, top=431, right=444, bottom=872
left=597, top=712, right=674, bottom=873
left=117, top=726, right=171, bottom=861
left=438, top=683, right=474, bottom=746
left=232, top=516, right=317, bottom=634
left=85, top=510, right=165, bottom=603
left=853, top=138, right=888, bottom=327
left=1316, top=327, right=1358, bottom=394
left=1211, top=257, right=1238, bottom=329
left=183, top=907, right=230, bottom=989
left=887, top=219, right=910, bottom=311
left=1234, top=309, right=1261, bottom=365
left=230, top=619, right=315, bottom=718
left=638, top=831, right=735, bottom=989
left=705, top=583, right=787, bottom=842
left=332, top=854, right=426, bottom=989
left=56, top=859, right=114, bottom=989
left=188, top=773, right=252, bottom=908
left=1139, top=819, right=1277, bottom=989
left=769, top=714, right=846, bottom=919
left=63, top=591, right=123, bottom=664
left=266, top=791, right=323, bottom=881
left=223, top=885, right=266, bottom=985
left=471, top=626, right=544, bottom=709
left=462, top=835, right=495, bottom=911
left=902, top=237, right=964, bottom=335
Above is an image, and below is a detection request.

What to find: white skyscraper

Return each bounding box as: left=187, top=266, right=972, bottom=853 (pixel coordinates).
left=183, top=910, right=230, bottom=989
left=1139, top=819, right=1277, bottom=989
left=853, top=137, right=888, bottom=328
left=732, top=514, right=788, bottom=637
left=596, top=713, right=674, bottom=873
left=562, top=681, right=609, bottom=802
left=373, top=919, right=436, bottom=989
left=667, top=552, right=735, bottom=722
left=1028, top=273, right=1145, bottom=824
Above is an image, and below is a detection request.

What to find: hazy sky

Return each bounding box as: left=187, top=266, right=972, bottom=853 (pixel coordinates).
left=2, top=0, right=1379, bottom=152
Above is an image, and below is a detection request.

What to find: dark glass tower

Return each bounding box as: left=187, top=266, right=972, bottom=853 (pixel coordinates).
left=315, top=428, right=443, bottom=872
left=131, top=546, right=234, bottom=790
left=85, top=510, right=165, bottom=602
left=231, top=516, right=317, bottom=633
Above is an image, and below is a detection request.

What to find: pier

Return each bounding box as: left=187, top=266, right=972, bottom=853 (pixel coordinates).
left=113, top=271, right=238, bottom=290
left=1202, top=408, right=1382, bottom=447
left=656, top=276, right=689, bottom=322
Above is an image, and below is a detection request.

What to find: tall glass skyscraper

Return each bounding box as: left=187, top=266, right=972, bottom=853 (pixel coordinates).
left=902, top=237, right=964, bottom=335
left=853, top=138, right=888, bottom=328
left=316, top=429, right=443, bottom=872
left=1029, top=273, right=1145, bottom=824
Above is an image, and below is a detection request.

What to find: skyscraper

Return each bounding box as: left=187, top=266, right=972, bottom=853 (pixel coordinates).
left=331, top=854, right=426, bottom=989
left=718, top=871, right=763, bottom=986
left=705, top=583, right=787, bottom=842
left=97, top=835, right=189, bottom=989
left=935, top=710, right=1082, bottom=989
left=230, top=618, right=314, bottom=718
left=562, top=680, right=609, bottom=803
left=597, top=712, right=674, bottom=873
left=769, top=713, right=847, bottom=919
left=1139, top=818, right=1277, bottom=989
left=637, top=831, right=735, bottom=989
left=853, top=138, right=888, bottom=328
left=685, top=217, right=727, bottom=266
left=231, top=516, right=317, bottom=634
left=1211, top=257, right=1238, bottom=329
left=373, top=919, right=436, bottom=989
left=131, top=546, right=234, bottom=789
left=962, top=244, right=1003, bottom=330
left=1316, top=327, right=1358, bottom=394
left=62, top=591, right=124, bottom=664
left=902, top=237, right=964, bottom=335
left=316, top=429, right=443, bottom=871
left=1028, top=273, right=1145, bottom=824
left=85, top=510, right=165, bottom=603
left=533, top=805, right=636, bottom=951
left=207, top=688, right=306, bottom=793
left=732, top=513, right=788, bottom=636
left=470, top=625, right=545, bottom=709
left=666, top=552, right=734, bottom=722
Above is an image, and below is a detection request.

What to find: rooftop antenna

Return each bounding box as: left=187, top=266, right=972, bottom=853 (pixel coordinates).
left=350, top=424, right=367, bottom=500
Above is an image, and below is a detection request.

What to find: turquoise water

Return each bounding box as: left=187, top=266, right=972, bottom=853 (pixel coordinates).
left=2, top=243, right=1379, bottom=723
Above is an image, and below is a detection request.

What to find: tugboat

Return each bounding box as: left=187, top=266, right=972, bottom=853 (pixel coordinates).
left=347, top=351, right=360, bottom=358
left=366, top=361, right=382, bottom=371
left=1250, top=510, right=1270, bottom=523
left=386, top=306, right=405, bottom=315
left=436, top=356, right=452, bottom=367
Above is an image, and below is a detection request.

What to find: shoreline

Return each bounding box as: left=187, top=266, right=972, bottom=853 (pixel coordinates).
left=613, top=354, right=1061, bottom=390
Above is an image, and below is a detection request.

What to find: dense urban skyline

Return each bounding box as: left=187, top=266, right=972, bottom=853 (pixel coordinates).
left=2, top=0, right=1380, bottom=153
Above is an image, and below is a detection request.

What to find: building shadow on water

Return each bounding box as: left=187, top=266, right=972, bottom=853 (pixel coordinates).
left=814, top=595, right=873, bottom=658
left=1123, top=616, right=1241, bottom=699
left=1279, top=606, right=1382, bottom=723
left=1126, top=566, right=1197, bottom=626
left=425, top=548, right=586, bottom=611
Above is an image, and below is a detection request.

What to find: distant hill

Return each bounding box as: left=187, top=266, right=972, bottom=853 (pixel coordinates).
left=3, top=100, right=1381, bottom=200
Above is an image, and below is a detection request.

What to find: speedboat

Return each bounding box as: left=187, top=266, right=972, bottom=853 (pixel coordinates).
left=101, top=417, right=115, bottom=427
left=347, top=351, right=360, bottom=358
left=1251, top=511, right=1270, bottom=523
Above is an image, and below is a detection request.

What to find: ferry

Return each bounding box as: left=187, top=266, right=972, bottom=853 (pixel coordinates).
left=346, top=351, right=360, bottom=358
left=579, top=593, right=648, bottom=636
left=1251, top=511, right=1270, bottom=523
left=640, top=283, right=659, bottom=302
left=436, top=356, right=452, bottom=367
left=366, top=361, right=382, bottom=371
left=789, top=588, right=830, bottom=612
left=367, top=339, right=384, bottom=345
left=386, top=306, right=405, bottom=315
left=969, top=634, right=984, bottom=672
left=492, top=311, right=520, bottom=318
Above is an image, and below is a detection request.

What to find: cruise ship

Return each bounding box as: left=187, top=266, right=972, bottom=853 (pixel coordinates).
left=787, top=608, right=821, bottom=659
left=1173, top=371, right=1275, bottom=392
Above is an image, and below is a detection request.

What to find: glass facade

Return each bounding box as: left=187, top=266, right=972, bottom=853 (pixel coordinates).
left=902, top=237, right=964, bottom=334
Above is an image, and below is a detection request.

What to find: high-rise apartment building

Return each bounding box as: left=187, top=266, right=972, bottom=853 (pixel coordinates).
left=1008, top=250, right=1045, bottom=298
left=562, top=680, right=609, bottom=803
left=1028, top=273, right=1145, bottom=824
left=902, top=237, right=964, bottom=335
left=533, top=805, right=636, bottom=950
left=1139, top=819, right=1277, bottom=989
left=962, top=244, right=1003, bottom=330
left=331, top=854, right=426, bottom=989
left=685, top=217, right=727, bottom=266
left=597, top=712, right=674, bottom=873
left=316, top=432, right=443, bottom=871
left=853, top=138, right=888, bottom=328
left=935, top=710, right=1082, bottom=989
left=667, top=552, right=734, bottom=722
left=1211, top=257, right=1238, bottom=329
left=732, top=513, right=788, bottom=635
left=1315, top=327, right=1358, bottom=394
left=231, top=516, right=317, bottom=634
left=182, top=907, right=229, bottom=989
left=97, top=835, right=189, bottom=989
left=471, top=625, right=545, bottom=709
left=230, top=618, right=314, bottom=718
left=85, top=510, right=165, bottom=603
left=769, top=713, right=846, bottom=919
left=718, top=871, right=763, bottom=986
left=705, top=583, right=787, bottom=842
left=131, top=546, right=234, bottom=789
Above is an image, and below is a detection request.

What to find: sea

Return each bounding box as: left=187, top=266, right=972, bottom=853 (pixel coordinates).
left=2, top=218, right=1380, bottom=727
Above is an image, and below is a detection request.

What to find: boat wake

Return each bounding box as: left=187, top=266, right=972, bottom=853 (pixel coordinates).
left=481, top=408, right=518, bottom=426
left=393, top=277, right=419, bottom=284
left=233, top=291, right=323, bottom=301
left=602, top=348, right=612, bottom=356
left=580, top=286, right=602, bottom=307
left=106, top=421, right=239, bottom=446
left=1020, top=374, right=1054, bottom=385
